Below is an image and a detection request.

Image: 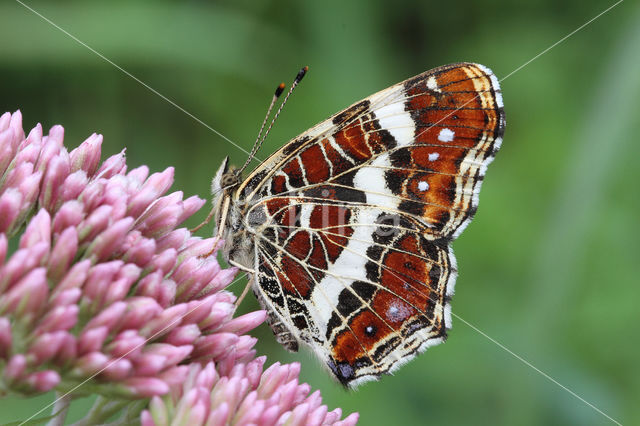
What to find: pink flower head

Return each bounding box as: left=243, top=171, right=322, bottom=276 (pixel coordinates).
left=0, top=110, right=255, bottom=395
left=0, top=111, right=357, bottom=424
left=141, top=358, right=359, bottom=426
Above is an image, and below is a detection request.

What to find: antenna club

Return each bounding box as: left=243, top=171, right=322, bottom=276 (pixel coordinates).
left=295, top=66, right=309, bottom=83
left=241, top=66, right=307, bottom=175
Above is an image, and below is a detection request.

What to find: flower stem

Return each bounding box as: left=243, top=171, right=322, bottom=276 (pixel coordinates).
left=70, top=396, right=128, bottom=426
left=46, top=392, right=71, bottom=426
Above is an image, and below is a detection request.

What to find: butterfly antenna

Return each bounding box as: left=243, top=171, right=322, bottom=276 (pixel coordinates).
left=237, top=66, right=309, bottom=175
left=238, top=82, right=286, bottom=175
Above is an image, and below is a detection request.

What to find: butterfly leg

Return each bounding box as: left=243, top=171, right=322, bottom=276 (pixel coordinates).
left=197, top=236, right=221, bottom=259
left=234, top=278, right=253, bottom=307
left=189, top=205, right=216, bottom=233
left=196, top=200, right=231, bottom=259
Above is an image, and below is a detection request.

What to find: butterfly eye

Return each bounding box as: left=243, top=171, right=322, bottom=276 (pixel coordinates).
left=221, top=173, right=238, bottom=188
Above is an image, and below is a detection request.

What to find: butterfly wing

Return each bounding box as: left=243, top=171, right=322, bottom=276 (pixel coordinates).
left=237, top=62, right=504, bottom=386
left=252, top=204, right=456, bottom=387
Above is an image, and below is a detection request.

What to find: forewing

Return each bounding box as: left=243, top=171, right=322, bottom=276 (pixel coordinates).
left=237, top=62, right=505, bottom=240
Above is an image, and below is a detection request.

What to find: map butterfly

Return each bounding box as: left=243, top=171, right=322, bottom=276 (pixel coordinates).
left=210, top=63, right=505, bottom=387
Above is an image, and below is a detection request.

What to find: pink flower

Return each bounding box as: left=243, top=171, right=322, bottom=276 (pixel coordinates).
left=141, top=359, right=359, bottom=426
left=0, top=111, right=358, bottom=425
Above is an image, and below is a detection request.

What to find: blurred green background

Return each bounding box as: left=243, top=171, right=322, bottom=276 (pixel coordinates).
left=1, top=0, right=638, bottom=424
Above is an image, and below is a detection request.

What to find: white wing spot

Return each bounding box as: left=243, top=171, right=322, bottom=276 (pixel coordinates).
left=418, top=181, right=429, bottom=192
left=426, top=76, right=440, bottom=92
left=438, top=128, right=455, bottom=142
left=428, top=152, right=439, bottom=161
left=387, top=301, right=411, bottom=322
left=365, top=326, right=374, bottom=334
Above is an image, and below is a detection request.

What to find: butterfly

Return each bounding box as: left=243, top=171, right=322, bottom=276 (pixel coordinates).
left=209, top=63, right=505, bottom=387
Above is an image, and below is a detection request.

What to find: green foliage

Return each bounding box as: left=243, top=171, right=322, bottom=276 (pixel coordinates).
left=1, top=0, right=638, bottom=424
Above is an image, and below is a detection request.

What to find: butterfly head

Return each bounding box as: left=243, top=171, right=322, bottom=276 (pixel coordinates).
left=211, top=156, right=240, bottom=197
left=210, top=156, right=242, bottom=238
